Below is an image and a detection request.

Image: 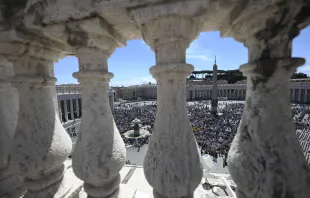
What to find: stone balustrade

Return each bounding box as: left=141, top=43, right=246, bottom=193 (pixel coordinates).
left=122, top=81, right=310, bottom=103
left=56, top=84, right=82, bottom=94
left=0, top=1, right=309, bottom=198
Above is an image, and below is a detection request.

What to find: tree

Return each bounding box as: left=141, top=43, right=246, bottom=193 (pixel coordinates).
left=291, top=72, right=308, bottom=79
left=188, top=69, right=246, bottom=84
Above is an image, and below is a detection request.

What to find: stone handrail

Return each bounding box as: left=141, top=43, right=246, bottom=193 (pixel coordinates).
left=56, top=85, right=82, bottom=94
left=0, top=1, right=309, bottom=198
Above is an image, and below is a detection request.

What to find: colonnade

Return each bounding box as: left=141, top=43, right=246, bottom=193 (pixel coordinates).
left=56, top=87, right=115, bottom=123
left=123, top=84, right=310, bottom=103
left=187, top=87, right=247, bottom=101
left=58, top=98, right=82, bottom=123
left=0, top=1, right=310, bottom=198
left=291, top=88, right=310, bottom=104
left=188, top=87, right=310, bottom=103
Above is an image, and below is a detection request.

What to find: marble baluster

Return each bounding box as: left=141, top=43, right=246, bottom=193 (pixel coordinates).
left=142, top=16, right=202, bottom=198
left=0, top=55, right=24, bottom=197
left=8, top=43, right=72, bottom=198
left=228, top=32, right=310, bottom=198
left=72, top=47, right=126, bottom=198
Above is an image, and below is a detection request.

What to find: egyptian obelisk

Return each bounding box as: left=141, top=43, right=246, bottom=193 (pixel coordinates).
left=211, top=56, right=218, bottom=114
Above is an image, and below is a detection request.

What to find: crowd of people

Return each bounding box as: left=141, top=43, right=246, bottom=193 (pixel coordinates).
left=66, top=126, right=78, bottom=137
left=292, top=104, right=310, bottom=130
left=112, top=101, right=243, bottom=166
left=113, top=102, right=155, bottom=149
left=64, top=100, right=310, bottom=166
left=111, top=100, right=310, bottom=167
left=292, top=104, right=310, bottom=164
left=188, top=102, right=243, bottom=161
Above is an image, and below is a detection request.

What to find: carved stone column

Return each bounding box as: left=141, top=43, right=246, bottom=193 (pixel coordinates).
left=142, top=16, right=202, bottom=198
left=72, top=45, right=126, bottom=198
left=5, top=42, right=72, bottom=198
left=228, top=31, right=310, bottom=197
left=76, top=99, right=80, bottom=118
left=70, top=99, right=74, bottom=119
left=298, top=89, right=302, bottom=103
left=0, top=55, right=24, bottom=197
left=63, top=99, right=69, bottom=122
left=304, top=89, right=308, bottom=103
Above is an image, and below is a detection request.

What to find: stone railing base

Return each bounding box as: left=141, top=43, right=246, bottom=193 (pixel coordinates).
left=27, top=159, right=84, bottom=198
left=78, top=184, right=137, bottom=198
left=9, top=161, right=83, bottom=198
left=0, top=174, right=25, bottom=198
left=63, top=167, right=84, bottom=198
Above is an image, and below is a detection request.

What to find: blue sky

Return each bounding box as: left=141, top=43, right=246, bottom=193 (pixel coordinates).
left=55, top=27, right=310, bottom=86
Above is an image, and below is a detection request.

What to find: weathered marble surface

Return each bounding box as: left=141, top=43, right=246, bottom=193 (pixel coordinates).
left=228, top=32, right=310, bottom=198
left=72, top=47, right=126, bottom=198
left=6, top=43, right=73, bottom=198
left=138, top=16, right=203, bottom=198
left=0, top=1, right=309, bottom=198
left=0, top=55, right=24, bottom=197
left=1, top=0, right=309, bottom=43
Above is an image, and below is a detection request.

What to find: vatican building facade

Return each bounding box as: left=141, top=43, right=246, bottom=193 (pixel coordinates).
left=56, top=84, right=115, bottom=123
left=122, top=78, right=310, bottom=103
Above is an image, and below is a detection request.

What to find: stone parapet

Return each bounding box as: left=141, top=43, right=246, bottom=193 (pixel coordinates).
left=0, top=1, right=309, bottom=198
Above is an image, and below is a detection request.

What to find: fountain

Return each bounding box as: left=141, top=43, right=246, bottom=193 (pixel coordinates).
left=132, top=119, right=142, bottom=137
left=124, top=118, right=150, bottom=139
